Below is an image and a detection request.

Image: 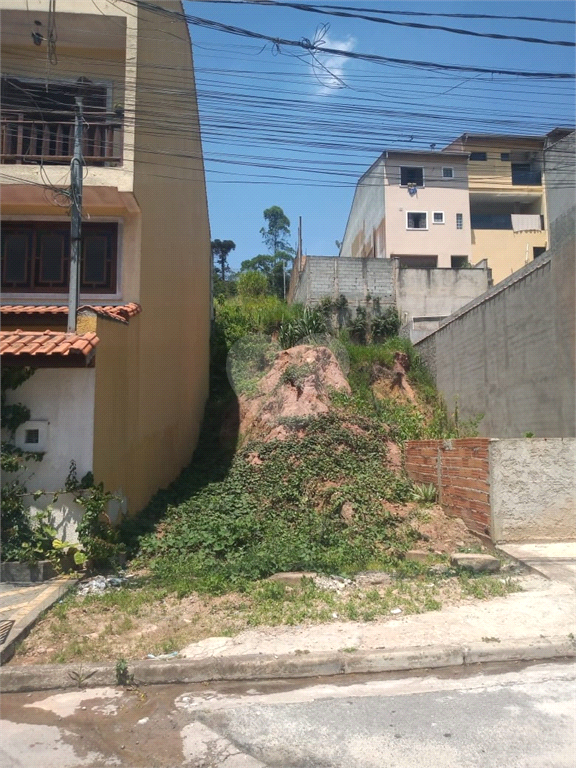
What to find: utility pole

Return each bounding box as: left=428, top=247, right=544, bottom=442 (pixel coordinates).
left=298, top=216, right=302, bottom=271
left=67, top=96, right=83, bottom=334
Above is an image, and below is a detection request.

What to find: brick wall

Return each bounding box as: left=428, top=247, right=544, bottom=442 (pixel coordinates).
left=405, top=438, right=492, bottom=538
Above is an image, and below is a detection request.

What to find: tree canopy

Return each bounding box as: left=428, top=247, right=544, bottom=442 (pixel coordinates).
left=211, top=239, right=236, bottom=281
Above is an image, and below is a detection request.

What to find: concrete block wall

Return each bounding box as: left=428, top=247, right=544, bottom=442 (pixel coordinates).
left=405, top=437, right=576, bottom=542
left=405, top=439, right=492, bottom=538
left=414, top=255, right=571, bottom=437
left=291, top=257, right=395, bottom=310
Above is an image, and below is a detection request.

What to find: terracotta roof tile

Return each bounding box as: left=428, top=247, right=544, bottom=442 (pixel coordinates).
left=1, top=303, right=142, bottom=324
left=0, top=330, right=99, bottom=358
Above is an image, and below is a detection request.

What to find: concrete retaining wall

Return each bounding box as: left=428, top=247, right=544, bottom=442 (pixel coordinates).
left=405, top=438, right=576, bottom=543
left=490, top=439, right=576, bottom=542
left=396, top=267, right=489, bottom=326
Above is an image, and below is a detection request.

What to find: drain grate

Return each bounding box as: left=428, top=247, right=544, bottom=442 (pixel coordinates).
left=0, top=619, right=15, bottom=645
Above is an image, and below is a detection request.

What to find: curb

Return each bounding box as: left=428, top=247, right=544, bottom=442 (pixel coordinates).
left=1, top=635, right=574, bottom=693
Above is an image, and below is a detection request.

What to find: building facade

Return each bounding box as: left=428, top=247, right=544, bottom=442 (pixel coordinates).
left=443, top=134, right=548, bottom=284
left=340, top=150, right=473, bottom=269
left=1, top=0, right=211, bottom=531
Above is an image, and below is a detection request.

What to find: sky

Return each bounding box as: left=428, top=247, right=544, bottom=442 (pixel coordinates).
left=184, top=0, right=576, bottom=271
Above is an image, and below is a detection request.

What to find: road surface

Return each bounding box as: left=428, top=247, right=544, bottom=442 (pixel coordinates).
left=1, top=660, right=574, bottom=767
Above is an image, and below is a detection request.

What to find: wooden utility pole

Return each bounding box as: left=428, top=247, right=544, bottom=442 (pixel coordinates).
left=67, top=97, right=83, bottom=334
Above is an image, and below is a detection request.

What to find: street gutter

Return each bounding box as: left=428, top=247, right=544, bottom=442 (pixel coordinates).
left=2, top=634, right=574, bottom=693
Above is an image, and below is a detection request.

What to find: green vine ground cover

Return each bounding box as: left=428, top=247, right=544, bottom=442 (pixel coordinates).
left=9, top=302, right=499, bottom=664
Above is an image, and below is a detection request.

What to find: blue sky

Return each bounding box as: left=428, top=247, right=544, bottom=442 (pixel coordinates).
left=185, top=1, right=576, bottom=271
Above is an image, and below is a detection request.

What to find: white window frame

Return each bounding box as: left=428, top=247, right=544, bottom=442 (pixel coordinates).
left=400, top=166, right=425, bottom=188
left=406, top=211, right=428, bottom=230
left=442, top=167, right=454, bottom=178
left=432, top=211, right=445, bottom=224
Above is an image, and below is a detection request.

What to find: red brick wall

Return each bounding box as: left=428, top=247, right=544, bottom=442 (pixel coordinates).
left=404, top=439, right=492, bottom=538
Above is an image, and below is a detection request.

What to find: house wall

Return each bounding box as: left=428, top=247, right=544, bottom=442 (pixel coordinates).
left=291, top=257, right=395, bottom=309
left=396, top=266, right=489, bottom=326
left=340, top=158, right=385, bottom=259
left=444, top=137, right=544, bottom=191
left=120, top=0, right=211, bottom=513
left=471, top=228, right=547, bottom=284
left=92, top=314, right=139, bottom=511
left=3, top=368, right=96, bottom=542
left=405, top=437, right=576, bottom=542
left=384, top=155, right=471, bottom=268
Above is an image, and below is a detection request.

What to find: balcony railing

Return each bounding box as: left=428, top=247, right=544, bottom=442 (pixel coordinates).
left=1, top=112, right=123, bottom=166
left=511, top=165, right=542, bottom=186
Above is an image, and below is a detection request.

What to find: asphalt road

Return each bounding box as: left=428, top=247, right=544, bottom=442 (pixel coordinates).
left=1, top=660, right=574, bottom=767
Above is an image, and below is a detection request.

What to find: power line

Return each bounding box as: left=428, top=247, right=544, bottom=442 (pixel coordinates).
left=198, top=1, right=576, bottom=26
left=192, top=0, right=576, bottom=47
left=121, top=1, right=575, bottom=78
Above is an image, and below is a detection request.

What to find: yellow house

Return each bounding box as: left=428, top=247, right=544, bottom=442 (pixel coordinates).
left=443, top=134, right=548, bottom=284
left=0, top=0, right=211, bottom=533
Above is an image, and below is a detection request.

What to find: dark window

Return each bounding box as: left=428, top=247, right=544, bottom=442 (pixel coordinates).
left=25, top=429, right=39, bottom=444
left=397, top=255, right=438, bottom=268
left=456, top=213, right=463, bottom=230
left=407, top=212, right=427, bottom=229
left=533, top=246, right=546, bottom=259
left=511, top=163, right=541, bottom=186
left=500, top=153, right=510, bottom=161
left=2, top=221, right=117, bottom=293
left=2, top=230, right=31, bottom=285
left=469, top=152, right=487, bottom=161
left=442, top=167, right=454, bottom=178
left=451, top=256, right=469, bottom=269
left=400, top=167, right=424, bottom=186
left=471, top=214, right=512, bottom=230
left=433, top=211, right=444, bottom=224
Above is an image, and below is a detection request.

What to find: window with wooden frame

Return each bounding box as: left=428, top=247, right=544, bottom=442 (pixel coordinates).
left=1, top=221, right=117, bottom=293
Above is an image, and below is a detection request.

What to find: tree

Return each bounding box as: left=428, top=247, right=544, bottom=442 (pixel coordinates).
left=237, top=271, right=269, bottom=299
left=211, top=239, right=236, bottom=281
left=240, top=206, right=294, bottom=299
left=260, top=206, right=293, bottom=255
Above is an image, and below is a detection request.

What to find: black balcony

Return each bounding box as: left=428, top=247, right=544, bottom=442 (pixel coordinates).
left=511, top=164, right=541, bottom=186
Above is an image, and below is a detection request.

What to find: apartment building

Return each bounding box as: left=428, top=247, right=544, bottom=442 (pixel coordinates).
left=0, top=1, right=211, bottom=533
left=443, top=133, right=547, bottom=284
left=340, top=149, right=473, bottom=269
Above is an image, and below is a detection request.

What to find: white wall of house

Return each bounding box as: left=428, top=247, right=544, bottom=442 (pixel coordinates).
left=5, top=368, right=96, bottom=542
left=384, top=155, right=472, bottom=267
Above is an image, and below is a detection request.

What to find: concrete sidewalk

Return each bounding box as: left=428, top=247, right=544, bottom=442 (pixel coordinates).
left=498, top=541, right=576, bottom=586
left=0, top=577, right=77, bottom=665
